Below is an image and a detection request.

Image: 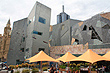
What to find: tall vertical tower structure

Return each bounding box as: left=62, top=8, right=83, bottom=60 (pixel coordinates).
left=7, top=2, right=51, bottom=65
left=25, top=2, right=51, bottom=58
left=57, top=5, right=70, bottom=24
left=0, top=19, right=11, bottom=62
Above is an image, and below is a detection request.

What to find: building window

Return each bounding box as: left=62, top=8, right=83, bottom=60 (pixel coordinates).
left=83, top=25, right=87, bottom=31
left=90, top=26, right=102, bottom=41
left=23, top=37, right=25, bottom=42
left=38, top=48, right=45, bottom=51
left=75, top=39, right=79, bottom=44
left=60, top=15, right=62, bottom=23
left=89, top=27, right=92, bottom=30
left=33, top=30, right=43, bottom=35
left=29, top=20, right=31, bottom=24
left=26, top=48, right=29, bottom=51
left=61, top=24, right=64, bottom=30
left=20, top=48, right=24, bottom=52
left=39, top=17, right=46, bottom=24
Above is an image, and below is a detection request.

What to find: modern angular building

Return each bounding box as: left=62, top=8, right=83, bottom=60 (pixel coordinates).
left=71, top=12, right=110, bottom=49
left=50, top=12, right=110, bottom=59
left=50, top=6, right=81, bottom=46
left=7, top=18, right=27, bottom=65
left=7, top=1, right=51, bottom=65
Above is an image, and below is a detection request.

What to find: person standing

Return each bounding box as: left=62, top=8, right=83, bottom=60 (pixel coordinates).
left=1, top=63, right=3, bottom=69
left=11, top=68, right=14, bottom=73
left=102, top=65, right=105, bottom=73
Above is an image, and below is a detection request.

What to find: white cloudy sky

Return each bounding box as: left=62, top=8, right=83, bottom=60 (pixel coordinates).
left=0, top=0, right=110, bottom=34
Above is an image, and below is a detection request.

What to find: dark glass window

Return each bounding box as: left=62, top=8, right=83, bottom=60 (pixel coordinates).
left=60, top=15, right=62, bottom=23
left=33, top=30, right=43, bottom=35
left=20, top=48, right=24, bottom=52
left=39, top=17, right=46, bottom=24
left=90, top=26, right=102, bottom=41
left=29, top=20, right=31, bottom=24
left=26, top=48, right=29, bottom=51
left=75, top=39, right=79, bottom=44
left=83, top=25, right=87, bottom=31
left=38, top=48, right=45, bottom=51
left=23, top=37, right=25, bottom=42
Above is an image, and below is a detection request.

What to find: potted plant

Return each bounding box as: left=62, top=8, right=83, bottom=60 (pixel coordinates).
left=74, top=66, right=80, bottom=73
left=22, top=69, right=30, bottom=73
left=32, top=68, right=39, bottom=73
left=42, top=67, right=48, bottom=71
left=15, top=70, right=20, bottom=73
left=59, top=65, right=66, bottom=71
left=91, top=68, right=97, bottom=73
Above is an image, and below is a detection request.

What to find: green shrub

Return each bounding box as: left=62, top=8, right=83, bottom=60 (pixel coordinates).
left=22, top=69, right=30, bottom=73
left=32, top=68, right=39, bottom=73
left=24, top=63, right=28, bottom=67
left=74, top=67, right=80, bottom=71
left=72, top=63, right=76, bottom=67
left=59, top=65, right=66, bottom=69
left=80, top=63, right=84, bottom=66
left=18, top=64, right=22, bottom=68
left=9, top=65, right=15, bottom=69
left=76, top=64, right=81, bottom=67
left=91, top=68, right=96, bottom=71
left=85, top=63, right=90, bottom=67
left=42, top=67, right=48, bottom=71
left=21, top=63, right=25, bottom=67
left=15, top=70, right=20, bottom=73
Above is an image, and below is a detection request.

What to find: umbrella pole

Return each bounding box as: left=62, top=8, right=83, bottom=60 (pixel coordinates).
left=40, top=61, right=42, bottom=73
left=68, top=62, right=69, bottom=73
left=89, top=63, right=91, bottom=73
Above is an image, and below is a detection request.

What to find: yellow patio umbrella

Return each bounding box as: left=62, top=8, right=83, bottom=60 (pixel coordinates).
left=56, top=52, right=76, bottom=62
left=56, top=52, right=76, bottom=73
left=25, top=51, right=58, bottom=73
left=70, top=49, right=110, bottom=73
left=70, top=49, right=110, bottom=63
left=103, top=51, right=110, bottom=59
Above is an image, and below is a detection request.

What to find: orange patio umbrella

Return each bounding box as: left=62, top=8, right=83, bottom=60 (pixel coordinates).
left=70, top=49, right=110, bottom=64
left=70, top=49, right=110, bottom=73
left=26, top=51, right=58, bottom=62
left=56, top=52, right=76, bottom=62
left=56, top=52, right=76, bottom=73
left=25, top=51, right=58, bottom=73
left=103, top=51, right=110, bottom=60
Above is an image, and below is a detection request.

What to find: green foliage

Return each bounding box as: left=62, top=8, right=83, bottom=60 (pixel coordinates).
left=76, top=64, right=81, bottom=67
left=15, top=70, right=20, bottom=73
left=42, top=67, right=48, bottom=71
left=74, top=67, right=80, bottom=71
left=91, top=68, right=96, bottom=71
left=9, top=65, right=14, bottom=69
left=92, top=63, right=97, bottom=66
left=18, top=65, right=22, bottom=68
left=85, top=63, right=90, bottom=66
left=72, top=63, right=76, bottom=67
left=59, top=65, right=66, bottom=69
left=32, top=68, right=39, bottom=73
left=22, top=69, right=30, bottom=73
left=80, top=63, right=84, bottom=66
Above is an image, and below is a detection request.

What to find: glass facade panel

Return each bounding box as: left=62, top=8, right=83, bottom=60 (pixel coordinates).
left=33, top=30, right=43, bottom=35
left=39, top=17, right=46, bottom=24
